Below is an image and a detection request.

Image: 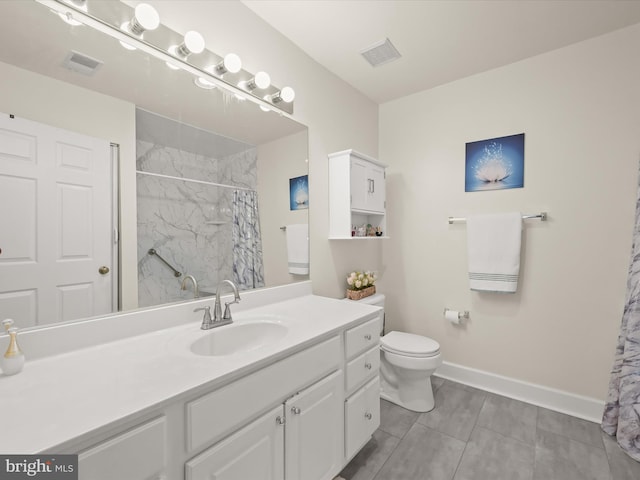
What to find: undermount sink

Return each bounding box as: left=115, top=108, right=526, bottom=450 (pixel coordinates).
left=190, top=321, right=288, bottom=356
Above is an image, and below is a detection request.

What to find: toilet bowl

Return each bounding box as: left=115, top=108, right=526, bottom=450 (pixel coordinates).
left=380, top=331, right=442, bottom=412
left=348, top=293, right=442, bottom=413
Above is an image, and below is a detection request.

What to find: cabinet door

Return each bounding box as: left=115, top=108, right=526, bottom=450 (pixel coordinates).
left=350, top=158, right=369, bottom=211
left=185, top=405, right=285, bottom=480
left=345, top=377, right=380, bottom=461
left=367, top=164, right=386, bottom=213
left=78, top=417, right=166, bottom=480
left=350, top=158, right=385, bottom=214
left=285, top=370, right=344, bottom=480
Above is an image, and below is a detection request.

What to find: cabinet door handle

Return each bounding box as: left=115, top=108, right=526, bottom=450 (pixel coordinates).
left=276, top=415, right=286, bottom=425
left=365, top=362, right=372, bottom=370
left=365, top=412, right=373, bottom=420
left=291, top=406, right=302, bottom=415
left=364, top=334, right=372, bottom=341
left=371, top=179, right=375, bottom=193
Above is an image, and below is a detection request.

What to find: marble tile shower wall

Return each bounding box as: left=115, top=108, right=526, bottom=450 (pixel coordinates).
left=136, top=140, right=257, bottom=307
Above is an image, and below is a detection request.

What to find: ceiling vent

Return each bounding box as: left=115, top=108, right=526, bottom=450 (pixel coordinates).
left=360, top=38, right=402, bottom=67
left=62, top=50, right=103, bottom=76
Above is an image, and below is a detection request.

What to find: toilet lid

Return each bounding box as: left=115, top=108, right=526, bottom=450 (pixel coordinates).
left=381, top=331, right=440, bottom=358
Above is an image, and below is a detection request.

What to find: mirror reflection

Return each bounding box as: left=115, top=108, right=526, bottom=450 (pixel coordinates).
left=0, top=0, right=309, bottom=329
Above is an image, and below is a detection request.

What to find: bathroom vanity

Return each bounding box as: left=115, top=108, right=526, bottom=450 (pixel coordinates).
left=0, top=282, right=382, bottom=480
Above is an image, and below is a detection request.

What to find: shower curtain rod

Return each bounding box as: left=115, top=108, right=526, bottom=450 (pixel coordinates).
left=136, top=170, right=256, bottom=192
left=448, top=212, right=548, bottom=224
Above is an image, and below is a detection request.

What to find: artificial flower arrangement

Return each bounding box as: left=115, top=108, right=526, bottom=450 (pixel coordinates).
left=346, top=270, right=377, bottom=300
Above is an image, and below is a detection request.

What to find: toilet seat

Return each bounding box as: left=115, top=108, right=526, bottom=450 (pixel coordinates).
left=381, top=331, right=440, bottom=358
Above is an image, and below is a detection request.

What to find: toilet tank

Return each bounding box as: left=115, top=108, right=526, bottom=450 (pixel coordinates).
left=353, top=293, right=385, bottom=309
left=345, top=293, right=385, bottom=334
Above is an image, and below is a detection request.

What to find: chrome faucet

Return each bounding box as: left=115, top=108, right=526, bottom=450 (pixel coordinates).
left=194, top=280, right=241, bottom=330
left=181, top=275, right=199, bottom=298
left=214, top=279, right=241, bottom=324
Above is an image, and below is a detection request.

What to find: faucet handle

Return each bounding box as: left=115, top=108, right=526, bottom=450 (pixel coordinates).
left=194, top=306, right=213, bottom=329
left=222, top=300, right=239, bottom=320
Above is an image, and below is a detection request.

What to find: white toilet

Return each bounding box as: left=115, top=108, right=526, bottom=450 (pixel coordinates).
left=356, top=293, right=442, bottom=412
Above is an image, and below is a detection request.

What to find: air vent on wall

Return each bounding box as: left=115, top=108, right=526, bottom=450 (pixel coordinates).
left=360, top=38, right=402, bottom=67
left=62, top=50, right=103, bottom=76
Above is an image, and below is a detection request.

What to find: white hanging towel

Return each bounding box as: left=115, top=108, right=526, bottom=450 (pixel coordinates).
left=286, top=223, right=309, bottom=275
left=466, top=212, right=522, bottom=293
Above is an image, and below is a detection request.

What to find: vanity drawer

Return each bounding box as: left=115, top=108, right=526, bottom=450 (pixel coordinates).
left=345, top=317, right=380, bottom=359
left=346, top=346, right=379, bottom=394
left=187, top=335, right=341, bottom=452
left=345, top=377, right=380, bottom=461
left=78, top=417, right=166, bottom=480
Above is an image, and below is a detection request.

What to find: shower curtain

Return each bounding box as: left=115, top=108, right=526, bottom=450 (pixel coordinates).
left=232, top=190, right=265, bottom=290
left=602, top=165, right=640, bottom=462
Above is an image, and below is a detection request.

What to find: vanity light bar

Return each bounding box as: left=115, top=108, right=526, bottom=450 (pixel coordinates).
left=37, top=0, right=295, bottom=116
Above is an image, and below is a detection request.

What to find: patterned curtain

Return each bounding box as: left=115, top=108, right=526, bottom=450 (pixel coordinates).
left=602, top=165, right=640, bottom=462
left=231, top=190, right=265, bottom=290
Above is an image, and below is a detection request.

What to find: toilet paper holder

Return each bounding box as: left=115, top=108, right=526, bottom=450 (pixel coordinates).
left=443, top=308, right=470, bottom=321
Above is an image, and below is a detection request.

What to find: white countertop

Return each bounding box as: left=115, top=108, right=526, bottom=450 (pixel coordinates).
left=0, top=294, right=379, bottom=454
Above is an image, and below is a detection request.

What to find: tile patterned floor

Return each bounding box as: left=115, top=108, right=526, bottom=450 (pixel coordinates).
left=340, top=378, right=640, bottom=480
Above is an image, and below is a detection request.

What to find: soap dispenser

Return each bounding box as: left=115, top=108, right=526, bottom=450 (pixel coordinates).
left=1, top=319, right=25, bottom=376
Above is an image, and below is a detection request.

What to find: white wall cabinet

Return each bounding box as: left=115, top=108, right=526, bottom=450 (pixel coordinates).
left=328, top=149, right=388, bottom=239
left=350, top=156, right=386, bottom=213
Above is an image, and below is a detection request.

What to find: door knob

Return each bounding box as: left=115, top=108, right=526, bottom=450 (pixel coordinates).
left=98, top=266, right=110, bottom=275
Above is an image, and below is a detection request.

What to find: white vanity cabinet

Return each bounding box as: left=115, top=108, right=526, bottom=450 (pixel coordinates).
left=285, top=370, right=344, bottom=480
left=185, top=336, right=344, bottom=480
left=185, top=371, right=344, bottom=480
left=185, top=405, right=285, bottom=480
left=328, top=149, right=388, bottom=239
left=78, top=417, right=167, bottom=480
left=32, top=295, right=383, bottom=480
left=343, top=316, right=382, bottom=461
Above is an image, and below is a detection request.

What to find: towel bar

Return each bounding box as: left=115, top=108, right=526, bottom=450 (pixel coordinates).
left=448, top=212, right=547, bottom=224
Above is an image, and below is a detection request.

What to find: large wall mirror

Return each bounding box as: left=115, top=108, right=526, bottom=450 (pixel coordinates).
left=0, top=1, right=309, bottom=330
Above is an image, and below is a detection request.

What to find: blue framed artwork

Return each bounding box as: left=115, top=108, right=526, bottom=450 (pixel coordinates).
left=465, top=133, right=525, bottom=192
left=289, top=175, right=309, bottom=210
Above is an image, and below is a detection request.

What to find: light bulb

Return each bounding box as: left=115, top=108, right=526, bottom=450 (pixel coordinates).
left=119, top=4, right=159, bottom=51
left=254, top=71, right=271, bottom=89
left=195, top=77, right=216, bottom=89
left=218, top=53, right=242, bottom=75
left=133, top=3, right=160, bottom=32
left=272, top=86, right=295, bottom=103
left=259, top=95, right=274, bottom=112
left=183, top=31, right=205, bottom=54
left=195, top=66, right=217, bottom=89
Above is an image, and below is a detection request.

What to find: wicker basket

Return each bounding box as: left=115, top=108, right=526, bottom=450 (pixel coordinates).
left=346, top=285, right=376, bottom=300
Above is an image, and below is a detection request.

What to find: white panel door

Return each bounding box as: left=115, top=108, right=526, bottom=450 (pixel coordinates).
left=0, top=113, right=113, bottom=327
left=285, top=370, right=344, bottom=480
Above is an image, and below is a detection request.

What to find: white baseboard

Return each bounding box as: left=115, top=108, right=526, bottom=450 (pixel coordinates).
left=434, top=361, right=605, bottom=424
